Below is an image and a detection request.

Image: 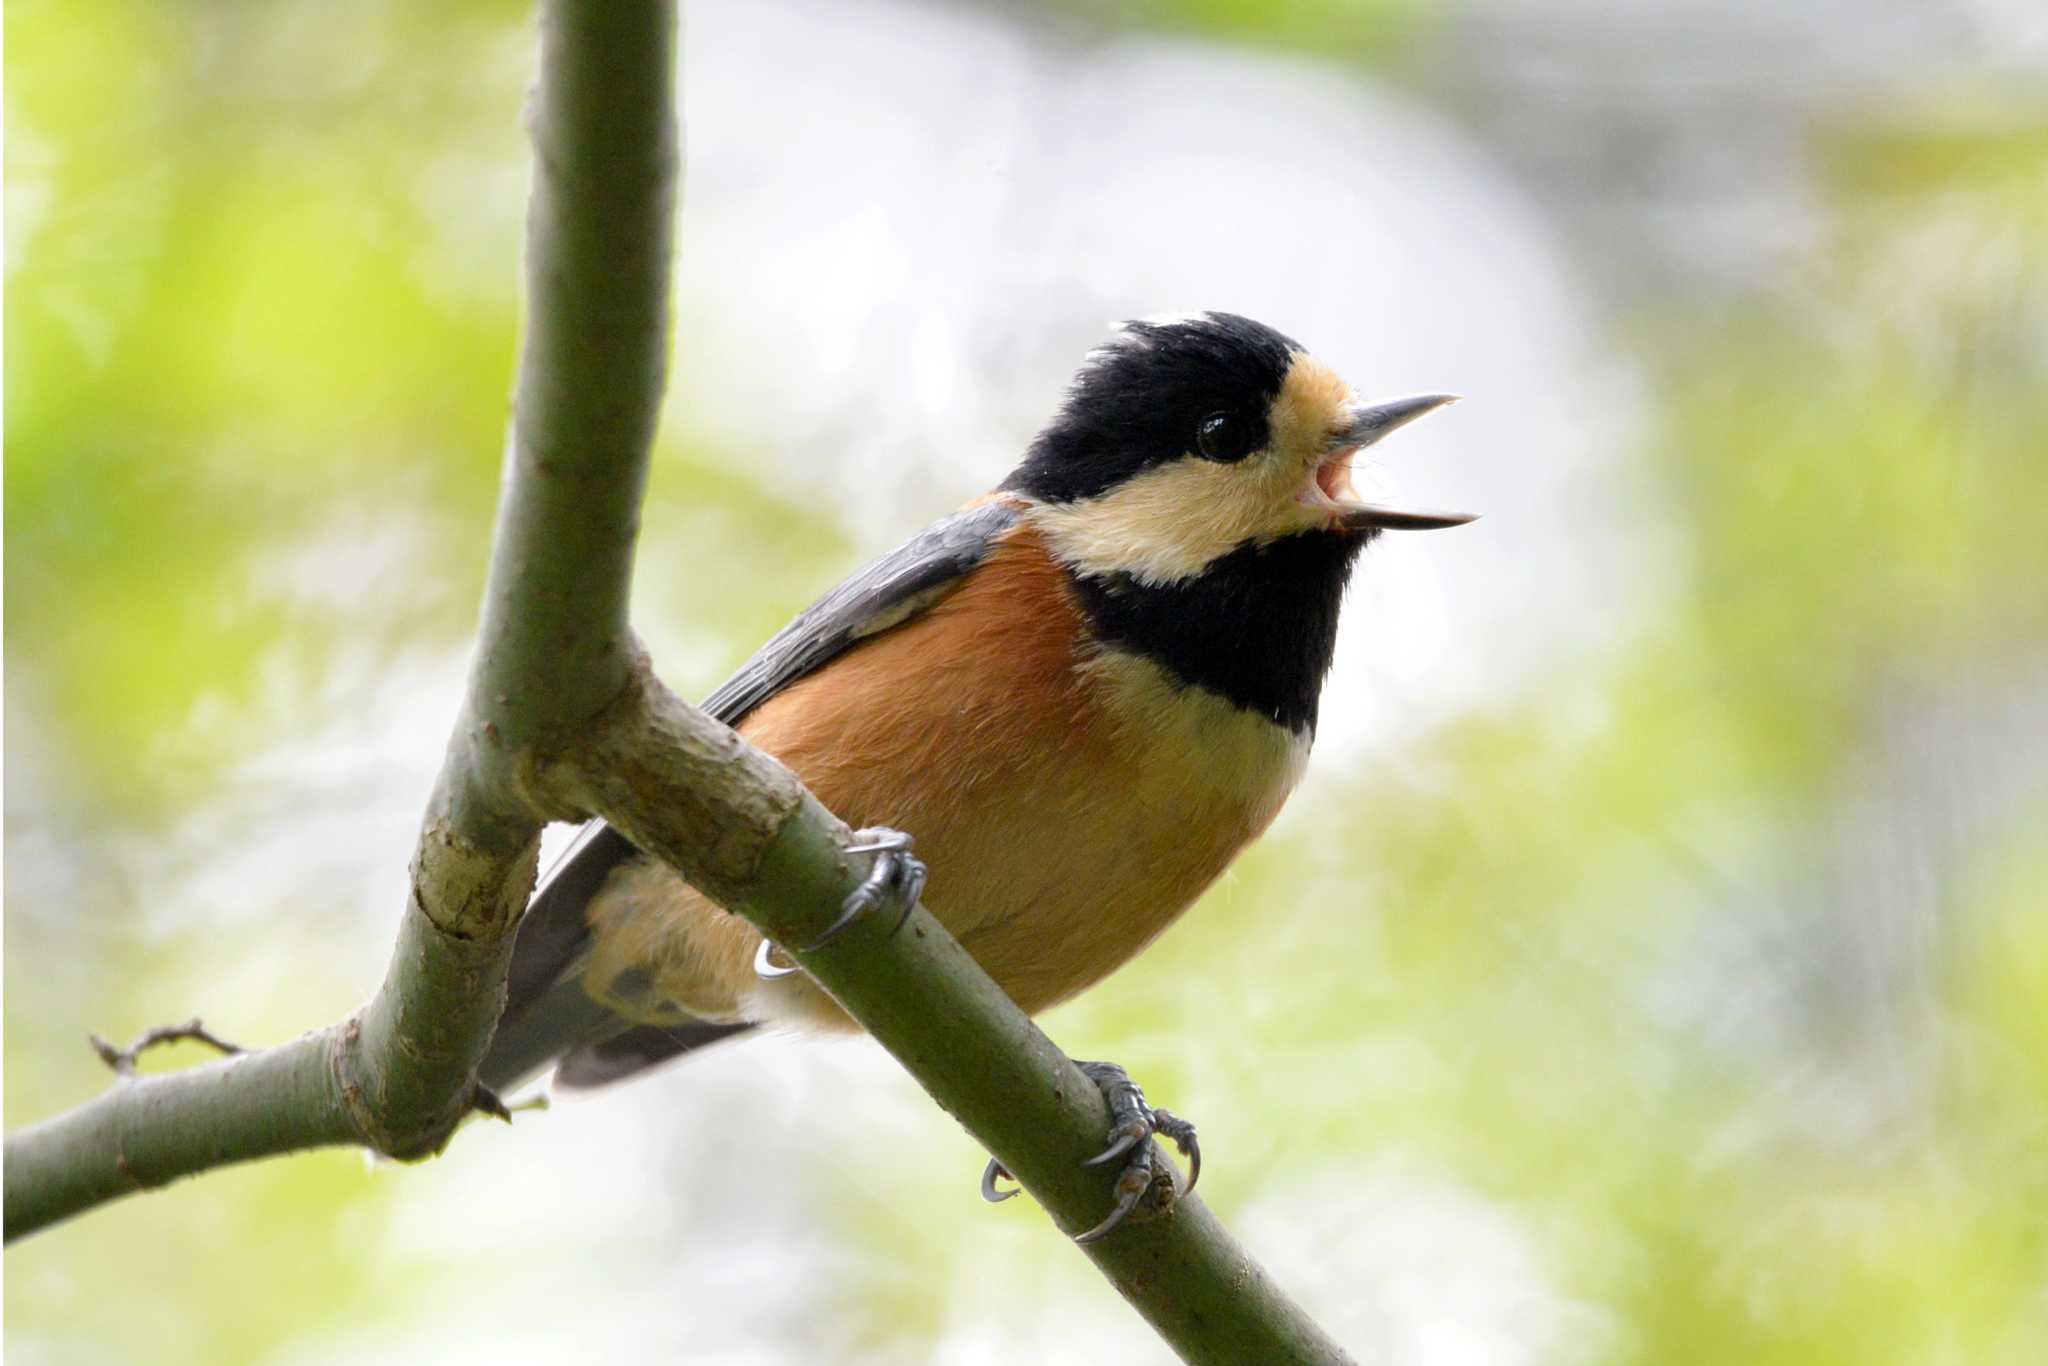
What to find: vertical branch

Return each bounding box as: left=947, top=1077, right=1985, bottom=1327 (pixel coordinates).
left=482, top=0, right=680, bottom=756
left=338, top=0, right=686, bottom=1163
left=4, top=0, right=683, bottom=1241
left=443, top=0, right=682, bottom=840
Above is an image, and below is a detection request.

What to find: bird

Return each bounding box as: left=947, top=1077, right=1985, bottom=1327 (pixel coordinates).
left=480, top=310, right=1469, bottom=1239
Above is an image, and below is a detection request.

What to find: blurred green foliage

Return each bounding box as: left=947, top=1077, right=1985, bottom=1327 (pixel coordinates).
left=7, top=1, right=2045, bottom=1364
left=7, top=0, right=523, bottom=813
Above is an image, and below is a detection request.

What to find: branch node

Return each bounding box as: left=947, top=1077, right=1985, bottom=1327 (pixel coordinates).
left=328, top=1016, right=406, bottom=1158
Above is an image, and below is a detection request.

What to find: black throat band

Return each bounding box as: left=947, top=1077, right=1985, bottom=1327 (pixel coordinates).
left=1064, top=531, right=1367, bottom=736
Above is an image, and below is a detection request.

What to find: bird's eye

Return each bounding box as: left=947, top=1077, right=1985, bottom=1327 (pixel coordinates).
left=1196, top=411, right=1256, bottom=462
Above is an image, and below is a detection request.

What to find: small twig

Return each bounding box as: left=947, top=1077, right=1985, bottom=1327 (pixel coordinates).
left=467, top=1082, right=516, bottom=1123
left=451, top=1084, right=544, bottom=1141
left=89, top=1020, right=246, bottom=1078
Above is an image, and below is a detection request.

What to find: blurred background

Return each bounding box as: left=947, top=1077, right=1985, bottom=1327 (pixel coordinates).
left=6, top=0, right=2046, bottom=1361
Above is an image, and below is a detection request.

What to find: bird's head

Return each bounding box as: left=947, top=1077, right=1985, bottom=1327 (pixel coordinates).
left=1006, top=311, right=1469, bottom=587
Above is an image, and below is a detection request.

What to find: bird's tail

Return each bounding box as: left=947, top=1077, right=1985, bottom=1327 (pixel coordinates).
left=480, top=822, right=754, bottom=1093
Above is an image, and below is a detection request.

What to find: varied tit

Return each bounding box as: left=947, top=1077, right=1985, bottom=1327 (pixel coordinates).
left=482, top=311, right=1469, bottom=1239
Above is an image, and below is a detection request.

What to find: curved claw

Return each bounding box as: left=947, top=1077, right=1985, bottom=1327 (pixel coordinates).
left=1153, top=1108, right=1200, bottom=1195
left=1074, top=1174, right=1148, bottom=1245
left=804, top=829, right=925, bottom=952
left=1082, top=1125, right=1146, bottom=1169
left=980, top=1159, right=1019, bottom=1204
left=753, top=939, right=800, bottom=980
left=890, top=859, right=929, bottom=938
left=800, top=896, right=869, bottom=953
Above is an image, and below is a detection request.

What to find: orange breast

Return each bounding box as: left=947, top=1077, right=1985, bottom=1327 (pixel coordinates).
left=741, top=523, right=1306, bottom=1021
left=583, top=523, right=1308, bottom=1032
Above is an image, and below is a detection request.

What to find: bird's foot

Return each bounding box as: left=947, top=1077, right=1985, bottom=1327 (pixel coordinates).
left=755, top=828, right=928, bottom=979
left=1072, top=1060, right=1199, bottom=1242
left=979, top=1060, right=1200, bottom=1244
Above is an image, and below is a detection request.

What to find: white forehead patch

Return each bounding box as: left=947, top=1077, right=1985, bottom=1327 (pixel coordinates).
left=1079, top=311, right=1222, bottom=372
left=1130, top=309, right=1217, bottom=330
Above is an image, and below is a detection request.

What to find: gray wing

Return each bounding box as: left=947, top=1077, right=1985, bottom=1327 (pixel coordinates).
left=701, top=498, right=1024, bottom=726
left=482, top=497, right=1025, bottom=1092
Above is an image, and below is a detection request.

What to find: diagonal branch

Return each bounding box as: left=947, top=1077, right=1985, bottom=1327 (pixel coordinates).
left=527, top=649, right=1360, bottom=1366
left=2, top=7, right=1359, bottom=1363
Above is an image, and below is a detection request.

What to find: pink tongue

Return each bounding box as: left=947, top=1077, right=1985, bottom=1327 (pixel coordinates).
left=1316, top=456, right=1353, bottom=501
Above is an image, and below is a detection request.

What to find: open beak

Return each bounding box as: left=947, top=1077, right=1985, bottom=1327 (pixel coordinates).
left=1319, top=393, right=1475, bottom=532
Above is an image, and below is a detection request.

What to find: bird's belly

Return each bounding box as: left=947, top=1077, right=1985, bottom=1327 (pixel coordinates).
left=580, top=529, right=1309, bottom=1032
left=738, top=533, right=1308, bottom=1024
left=879, top=647, right=1306, bottom=1015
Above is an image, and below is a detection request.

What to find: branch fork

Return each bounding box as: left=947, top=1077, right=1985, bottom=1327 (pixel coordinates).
left=1, top=3, right=1356, bottom=1360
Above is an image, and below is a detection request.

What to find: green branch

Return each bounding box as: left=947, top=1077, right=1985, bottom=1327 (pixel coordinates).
left=3, top=1033, right=356, bottom=1235
left=4, top=5, right=1361, bottom=1361
left=535, top=652, right=1360, bottom=1366
left=3, top=0, right=679, bottom=1242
